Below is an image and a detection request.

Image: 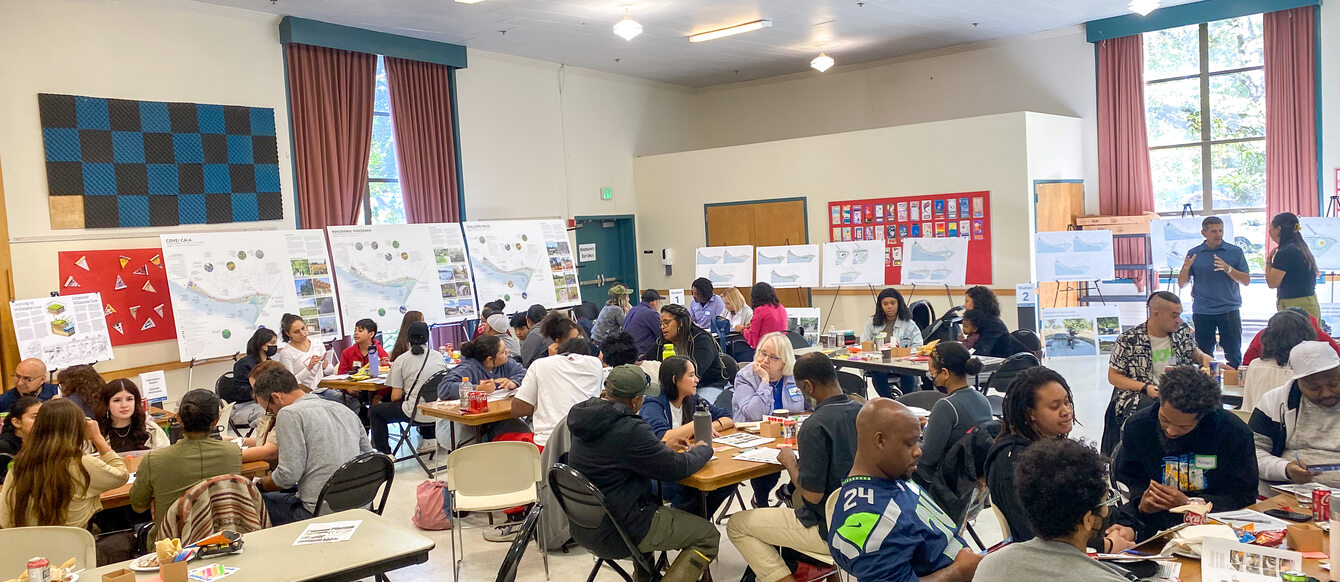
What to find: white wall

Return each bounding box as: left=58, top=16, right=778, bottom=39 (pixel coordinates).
left=690, top=28, right=1099, bottom=212
left=632, top=112, right=1084, bottom=332
left=0, top=0, right=295, bottom=402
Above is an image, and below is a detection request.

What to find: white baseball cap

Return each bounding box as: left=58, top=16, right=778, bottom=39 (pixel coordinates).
left=486, top=313, right=509, bottom=333
left=1288, top=341, right=1340, bottom=380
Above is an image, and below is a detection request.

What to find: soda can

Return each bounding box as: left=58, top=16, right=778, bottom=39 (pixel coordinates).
left=1313, top=487, right=1331, bottom=522
left=26, top=557, right=50, bottom=582
left=469, top=390, right=488, bottom=413
left=782, top=419, right=798, bottom=446
left=1183, top=497, right=1207, bottom=525
left=1208, top=361, right=1220, bottom=375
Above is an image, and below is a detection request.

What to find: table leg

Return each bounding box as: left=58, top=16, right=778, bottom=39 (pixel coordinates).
left=697, top=490, right=714, bottom=582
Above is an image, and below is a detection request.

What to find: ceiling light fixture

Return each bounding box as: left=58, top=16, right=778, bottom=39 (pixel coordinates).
left=613, top=9, right=643, bottom=41
left=454, top=0, right=486, bottom=3
left=688, top=19, right=772, bottom=43
left=1128, top=0, right=1160, bottom=16
left=811, top=50, right=834, bottom=72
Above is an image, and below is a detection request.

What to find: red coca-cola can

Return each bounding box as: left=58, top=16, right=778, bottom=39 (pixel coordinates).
left=1312, top=488, right=1331, bottom=522
left=1183, top=497, right=1206, bottom=525
left=26, top=557, right=50, bottom=582
left=469, top=390, right=488, bottom=413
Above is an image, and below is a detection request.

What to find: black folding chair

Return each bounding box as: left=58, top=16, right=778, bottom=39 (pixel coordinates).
left=836, top=371, right=869, bottom=399
left=494, top=504, right=545, bottom=582
left=784, top=329, right=811, bottom=349
left=896, top=390, right=945, bottom=411
left=909, top=300, right=935, bottom=333
left=982, top=352, right=1040, bottom=417
left=548, top=463, right=663, bottom=582
left=389, top=370, right=449, bottom=477
left=214, top=371, right=253, bottom=438
left=314, top=452, right=396, bottom=516
left=1009, top=329, right=1044, bottom=359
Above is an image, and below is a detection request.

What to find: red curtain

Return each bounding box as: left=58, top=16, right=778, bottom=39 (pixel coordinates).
left=1264, top=6, right=1319, bottom=220
left=285, top=43, right=376, bottom=229
left=384, top=57, right=461, bottom=224
left=1097, top=35, right=1155, bottom=287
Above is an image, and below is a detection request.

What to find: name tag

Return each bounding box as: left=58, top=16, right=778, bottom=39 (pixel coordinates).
left=787, top=384, right=801, bottom=399
left=1194, top=455, right=1217, bottom=470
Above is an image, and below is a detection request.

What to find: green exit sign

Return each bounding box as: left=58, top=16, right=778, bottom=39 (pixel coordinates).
left=601, top=187, right=613, bottom=200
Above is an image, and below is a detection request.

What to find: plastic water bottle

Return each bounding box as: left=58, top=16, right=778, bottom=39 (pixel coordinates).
left=458, top=376, right=472, bottom=409
left=693, top=400, right=713, bottom=445
left=662, top=343, right=676, bottom=360
left=367, top=348, right=380, bottom=378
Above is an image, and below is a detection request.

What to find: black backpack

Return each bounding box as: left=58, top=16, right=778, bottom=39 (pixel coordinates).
left=924, top=419, right=1001, bottom=525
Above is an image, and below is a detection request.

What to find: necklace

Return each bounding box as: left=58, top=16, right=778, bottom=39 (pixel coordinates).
left=112, top=424, right=133, bottom=438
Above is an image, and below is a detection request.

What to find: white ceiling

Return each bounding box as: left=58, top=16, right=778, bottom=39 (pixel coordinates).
left=199, top=0, right=1202, bottom=88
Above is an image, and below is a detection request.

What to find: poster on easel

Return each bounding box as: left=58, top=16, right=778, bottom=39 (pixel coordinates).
left=9, top=292, right=115, bottom=369
left=786, top=307, right=822, bottom=345
left=1149, top=217, right=1235, bottom=272
left=463, top=219, right=580, bottom=309
left=828, top=191, right=992, bottom=285
left=1297, top=217, right=1340, bottom=271
left=1035, top=230, right=1116, bottom=282
left=1038, top=305, right=1118, bottom=358
left=695, top=245, right=755, bottom=288
left=821, top=240, right=884, bottom=287
left=899, top=237, right=969, bottom=286
left=755, top=245, right=818, bottom=288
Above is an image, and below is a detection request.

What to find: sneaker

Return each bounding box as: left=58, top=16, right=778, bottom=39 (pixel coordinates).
left=417, top=438, right=438, bottom=454
left=482, top=522, right=524, bottom=543
left=792, top=562, right=836, bottom=582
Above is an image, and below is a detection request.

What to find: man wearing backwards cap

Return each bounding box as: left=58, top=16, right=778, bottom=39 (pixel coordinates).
left=1250, top=340, right=1340, bottom=493
left=483, top=312, right=521, bottom=358
left=566, top=364, right=718, bottom=582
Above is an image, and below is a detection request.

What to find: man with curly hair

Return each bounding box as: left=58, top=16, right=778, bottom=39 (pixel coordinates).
left=975, top=439, right=1132, bottom=581
left=1113, top=365, right=1257, bottom=537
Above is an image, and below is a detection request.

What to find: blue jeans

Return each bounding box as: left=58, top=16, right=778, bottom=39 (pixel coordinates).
left=263, top=491, right=314, bottom=526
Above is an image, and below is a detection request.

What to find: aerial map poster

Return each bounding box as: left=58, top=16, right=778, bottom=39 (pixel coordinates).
left=161, top=231, right=303, bottom=361
left=463, top=220, right=580, bottom=309
left=9, top=292, right=115, bottom=369
left=326, top=224, right=454, bottom=335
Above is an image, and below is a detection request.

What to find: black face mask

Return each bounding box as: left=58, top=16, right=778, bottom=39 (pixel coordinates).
left=265, top=345, right=278, bottom=357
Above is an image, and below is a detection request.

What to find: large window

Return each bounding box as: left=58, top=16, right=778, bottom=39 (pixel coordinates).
left=1144, top=15, right=1265, bottom=269
left=363, top=56, right=408, bottom=224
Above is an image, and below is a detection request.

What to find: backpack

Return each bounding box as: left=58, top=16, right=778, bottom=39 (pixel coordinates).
left=412, top=480, right=453, bottom=530
left=924, top=419, right=1001, bottom=526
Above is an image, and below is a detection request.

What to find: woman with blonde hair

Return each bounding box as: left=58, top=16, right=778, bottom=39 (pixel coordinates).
left=722, top=287, right=753, bottom=331
left=732, top=331, right=807, bottom=507
left=0, top=398, right=128, bottom=527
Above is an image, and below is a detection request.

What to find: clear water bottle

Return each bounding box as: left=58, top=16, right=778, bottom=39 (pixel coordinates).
left=693, top=400, right=713, bottom=445
left=458, top=376, right=472, bottom=409
left=367, top=348, right=380, bottom=378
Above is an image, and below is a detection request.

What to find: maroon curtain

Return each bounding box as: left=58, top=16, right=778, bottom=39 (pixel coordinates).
left=384, top=57, right=462, bottom=223
left=1097, top=35, right=1156, bottom=288
left=1264, top=6, right=1319, bottom=221
left=285, top=43, right=376, bottom=229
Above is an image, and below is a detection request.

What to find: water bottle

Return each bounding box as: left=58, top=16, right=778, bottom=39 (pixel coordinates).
left=693, top=400, right=713, bottom=445
left=662, top=342, right=676, bottom=360
left=458, top=376, right=472, bottom=409
left=367, top=348, right=380, bottom=378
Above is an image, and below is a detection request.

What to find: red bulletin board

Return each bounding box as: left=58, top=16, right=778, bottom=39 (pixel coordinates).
left=57, top=248, right=176, bottom=346
left=827, top=191, right=993, bottom=285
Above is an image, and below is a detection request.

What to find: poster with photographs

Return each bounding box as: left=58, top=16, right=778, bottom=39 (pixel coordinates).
left=1038, top=305, right=1120, bottom=358
left=1200, top=538, right=1302, bottom=582
left=786, top=307, right=821, bottom=345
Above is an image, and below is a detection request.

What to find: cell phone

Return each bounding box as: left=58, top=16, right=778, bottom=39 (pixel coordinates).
left=1263, top=508, right=1313, bottom=522
left=980, top=539, right=1012, bottom=555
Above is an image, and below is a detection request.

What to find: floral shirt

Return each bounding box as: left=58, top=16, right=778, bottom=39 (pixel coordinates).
left=1108, top=321, right=1199, bottom=418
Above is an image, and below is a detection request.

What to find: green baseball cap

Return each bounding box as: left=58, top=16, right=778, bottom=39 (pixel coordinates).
left=608, top=284, right=633, bottom=299
left=605, top=364, right=658, bottom=399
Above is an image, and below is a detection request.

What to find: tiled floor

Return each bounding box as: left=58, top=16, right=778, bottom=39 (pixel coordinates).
left=364, top=354, right=1113, bottom=581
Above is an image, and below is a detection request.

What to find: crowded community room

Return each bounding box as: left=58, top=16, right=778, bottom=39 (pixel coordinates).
left=2, top=0, right=1340, bottom=580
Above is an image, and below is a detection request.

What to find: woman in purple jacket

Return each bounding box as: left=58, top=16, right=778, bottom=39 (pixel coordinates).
left=731, top=332, right=810, bottom=507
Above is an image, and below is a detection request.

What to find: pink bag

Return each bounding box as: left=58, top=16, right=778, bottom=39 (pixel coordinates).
left=412, top=480, right=453, bottom=530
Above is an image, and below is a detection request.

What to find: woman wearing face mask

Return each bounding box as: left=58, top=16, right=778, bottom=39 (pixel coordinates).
left=985, top=367, right=1137, bottom=552
left=96, top=378, right=170, bottom=453
left=913, top=342, right=991, bottom=485
left=229, top=328, right=279, bottom=429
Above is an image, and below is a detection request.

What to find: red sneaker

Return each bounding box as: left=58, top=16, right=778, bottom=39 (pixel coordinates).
left=793, top=562, right=836, bottom=582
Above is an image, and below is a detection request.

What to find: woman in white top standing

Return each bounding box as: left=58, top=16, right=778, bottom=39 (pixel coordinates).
left=277, top=313, right=342, bottom=405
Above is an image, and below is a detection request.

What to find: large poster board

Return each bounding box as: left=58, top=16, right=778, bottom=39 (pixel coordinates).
left=828, top=191, right=992, bottom=285
left=899, top=237, right=969, bottom=286
left=162, top=230, right=334, bottom=361
left=1035, top=230, right=1116, bottom=282
left=1298, top=217, right=1340, bottom=271
left=9, top=292, right=115, bottom=369
left=821, top=240, right=885, bottom=287
left=57, top=248, right=176, bottom=346
left=1149, top=217, right=1235, bottom=272
left=695, top=245, right=755, bottom=288
left=756, top=245, right=819, bottom=288
left=463, top=219, right=580, bottom=309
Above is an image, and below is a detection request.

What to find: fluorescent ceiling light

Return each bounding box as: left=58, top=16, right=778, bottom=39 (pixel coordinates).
left=811, top=51, right=834, bottom=72
left=688, top=19, right=772, bottom=43
left=455, top=0, right=486, bottom=3
left=613, top=10, right=643, bottom=41
left=1128, top=0, right=1160, bottom=16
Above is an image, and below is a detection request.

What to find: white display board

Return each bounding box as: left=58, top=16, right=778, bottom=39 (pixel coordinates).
left=1034, top=230, right=1116, bottom=282
left=822, top=240, right=884, bottom=287
left=286, top=230, right=344, bottom=343
left=463, top=219, right=580, bottom=309
left=162, top=231, right=312, bottom=361
left=899, top=237, right=969, bottom=286
left=328, top=224, right=464, bottom=337
left=1149, top=217, right=1235, bottom=272
left=1298, top=217, right=1340, bottom=271
left=695, top=245, right=755, bottom=288
left=9, top=292, right=114, bottom=369
left=786, top=307, right=821, bottom=345
left=755, top=245, right=819, bottom=288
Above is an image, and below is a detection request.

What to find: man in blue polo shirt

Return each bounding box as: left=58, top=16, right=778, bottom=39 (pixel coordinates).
left=1177, top=216, right=1250, bottom=369
left=0, top=358, right=59, bottom=411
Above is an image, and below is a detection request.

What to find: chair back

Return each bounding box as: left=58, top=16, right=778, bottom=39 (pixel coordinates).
left=547, top=463, right=656, bottom=571
left=158, top=474, right=270, bottom=544
left=719, top=353, right=740, bottom=384
left=447, top=441, right=541, bottom=498
left=984, top=352, right=1040, bottom=395
left=785, top=329, right=811, bottom=349
left=314, top=452, right=396, bottom=516
left=896, top=390, right=946, bottom=411
left=0, top=452, right=12, bottom=482
left=494, top=504, right=544, bottom=582
left=214, top=371, right=234, bottom=397
left=0, top=526, right=97, bottom=572
left=909, top=300, right=935, bottom=332
left=1009, top=329, right=1043, bottom=358
left=836, top=371, right=867, bottom=399
left=712, top=387, right=735, bottom=414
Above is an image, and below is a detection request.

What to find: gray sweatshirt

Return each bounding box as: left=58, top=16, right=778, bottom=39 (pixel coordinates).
left=271, top=393, right=374, bottom=512
left=973, top=538, right=1129, bottom=582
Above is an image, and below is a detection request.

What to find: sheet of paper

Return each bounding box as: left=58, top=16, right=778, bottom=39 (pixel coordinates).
left=1200, top=537, right=1303, bottom=582
left=1207, top=508, right=1291, bottom=531
left=488, top=388, right=517, bottom=401
left=293, top=520, right=363, bottom=545
left=715, top=433, right=776, bottom=449
left=732, top=447, right=784, bottom=464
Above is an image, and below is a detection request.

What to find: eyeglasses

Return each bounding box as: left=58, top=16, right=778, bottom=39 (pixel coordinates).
left=659, top=319, right=674, bottom=328
left=756, top=351, right=781, bottom=364
left=1095, top=485, right=1122, bottom=509
left=12, top=374, right=41, bottom=383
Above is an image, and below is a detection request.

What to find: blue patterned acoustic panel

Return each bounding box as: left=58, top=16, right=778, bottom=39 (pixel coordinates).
left=39, top=93, right=283, bottom=228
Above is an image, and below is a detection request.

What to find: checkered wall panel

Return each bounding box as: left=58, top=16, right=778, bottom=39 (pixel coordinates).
left=39, top=93, right=283, bottom=229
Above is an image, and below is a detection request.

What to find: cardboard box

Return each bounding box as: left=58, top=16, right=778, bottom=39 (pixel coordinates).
left=759, top=421, right=782, bottom=438
left=102, top=568, right=136, bottom=582
left=1286, top=522, right=1325, bottom=552
left=1075, top=212, right=1159, bottom=234
left=860, top=341, right=875, bottom=352
left=1222, top=367, right=1240, bottom=386
left=889, top=346, right=912, bottom=357
left=160, top=560, right=189, bottom=582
